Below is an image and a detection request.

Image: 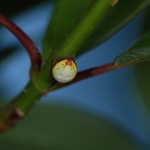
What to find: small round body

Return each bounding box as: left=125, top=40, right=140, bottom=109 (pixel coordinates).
left=52, top=58, right=77, bottom=83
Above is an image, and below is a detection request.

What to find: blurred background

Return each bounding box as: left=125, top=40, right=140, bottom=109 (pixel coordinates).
left=0, top=0, right=150, bottom=149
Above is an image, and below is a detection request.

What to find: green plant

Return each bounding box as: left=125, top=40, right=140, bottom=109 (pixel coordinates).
left=0, top=0, right=150, bottom=149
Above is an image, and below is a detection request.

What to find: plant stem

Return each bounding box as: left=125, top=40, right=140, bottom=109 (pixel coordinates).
left=0, top=81, right=42, bottom=131
left=0, top=13, right=41, bottom=72
left=0, top=0, right=113, bottom=131
left=0, top=61, right=120, bottom=131
left=36, top=0, right=112, bottom=89
left=49, top=62, right=120, bottom=91
left=74, top=62, right=117, bottom=82
left=0, top=13, right=42, bottom=131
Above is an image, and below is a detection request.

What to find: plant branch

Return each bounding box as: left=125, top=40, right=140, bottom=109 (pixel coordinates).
left=0, top=13, right=41, bottom=72
left=49, top=62, right=120, bottom=91
left=0, top=14, right=43, bottom=131
left=0, top=53, right=133, bottom=132
left=0, top=1, right=121, bottom=131
left=0, top=81, right=43, bottom=131
left=0, top=61, right=121, bottom=132
left=74, top=62, right=117, bottom=82
left=37, top=0, right=113, bottom=89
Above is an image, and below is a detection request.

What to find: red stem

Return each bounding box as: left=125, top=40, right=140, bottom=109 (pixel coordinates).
left=50, top=62, right=119, bottom=91
left=74, top=62, right=117, bottom=82
left=0, top=13, right=41, bottom=71
left=51, top=62, right=118, bottom=88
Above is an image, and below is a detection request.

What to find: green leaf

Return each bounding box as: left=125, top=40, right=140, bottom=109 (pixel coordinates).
left=114, top=31, right=150, bottom=66
left=82, top=0, right=150, bottom=52
left=42, top=0, right=112, bottom=61
left=135, top=62, right=150, bottom=111
left=0, top=104, right=141, bottom=150
left=42, top=0, right=93, bottom=58
left=42, top=0, right=150, bottom=59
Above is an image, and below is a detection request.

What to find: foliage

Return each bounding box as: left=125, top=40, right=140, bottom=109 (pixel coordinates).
left=0, top=0, right=150, bottom=149
left=0, top=104, right=140, bottom=150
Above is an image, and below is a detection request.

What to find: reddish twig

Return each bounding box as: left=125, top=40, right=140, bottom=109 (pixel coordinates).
left=0, top=13, right=41, bottom=71
left=50, top=62, right=119, bottom=91
left=74, top=62, right=117, bottom=82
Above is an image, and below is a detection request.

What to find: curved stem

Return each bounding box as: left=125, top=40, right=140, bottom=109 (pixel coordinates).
left=0, top=13, right=41, bottom=72
left=0, top=13, right=43, bottom=131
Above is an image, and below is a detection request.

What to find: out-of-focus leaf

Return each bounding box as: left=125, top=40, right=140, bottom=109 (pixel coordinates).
left=0, top=0, right=50, bottom=17
left=144, top=7, right=150, bottom=32
left=135, top=62, right=150, bottom=110
left=114, top=31, right=150, bottom=66
left=42, top=0, right=150, bottom=58
left=0, top=104, right=141, bottom=150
